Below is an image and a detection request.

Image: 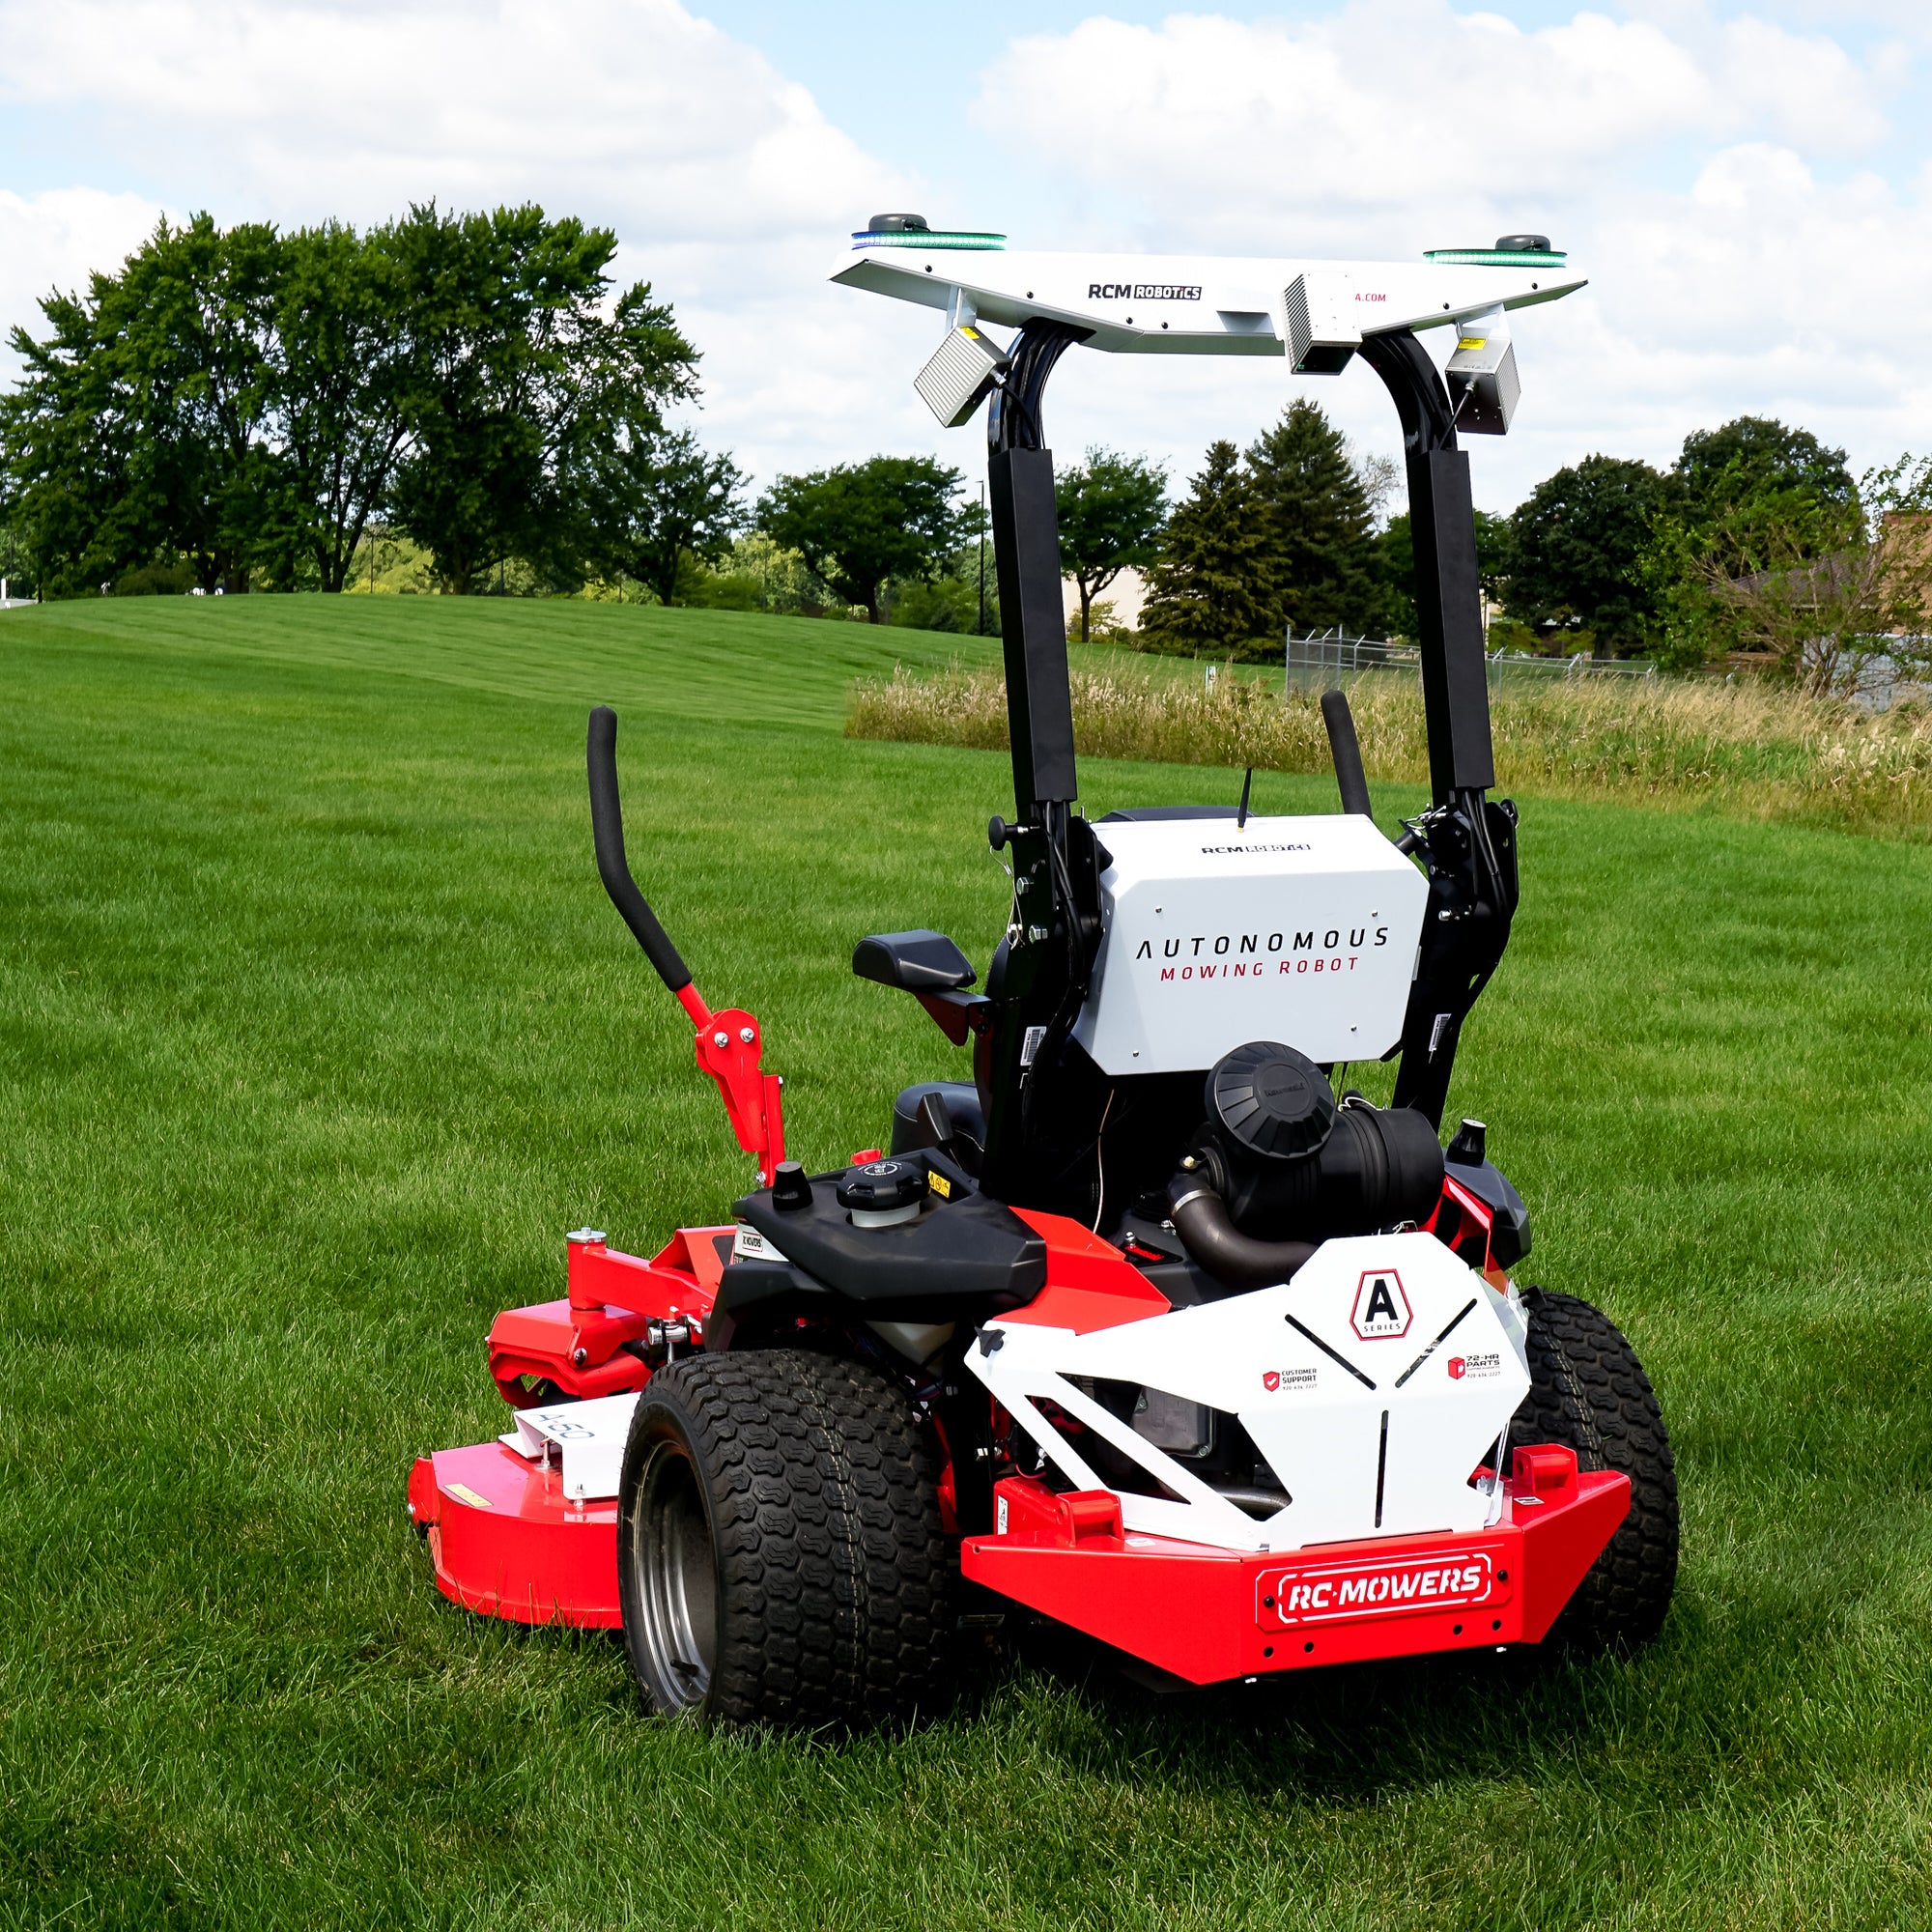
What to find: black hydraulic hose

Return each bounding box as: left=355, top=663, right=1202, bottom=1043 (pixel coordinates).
left=586, top=705, right=693, bottom=994
left=1166, top=1178, right=1317, bottom=1293
left=1320, top=688, right=1374, bottom=818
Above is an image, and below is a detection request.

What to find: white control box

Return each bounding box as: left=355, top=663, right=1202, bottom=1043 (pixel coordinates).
left=1070, top=814, right=1428, bottom=1076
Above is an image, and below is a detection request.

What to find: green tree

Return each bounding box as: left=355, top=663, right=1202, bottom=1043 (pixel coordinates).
left=1373, top=508, right=1512, bottom=641
left=1245, top=401, right=1382, bottom=634
left=1644, top=452, right=1932, bottom=689
left=1056, top=446, right=1166, bottom=641
left=388, top=204, right=699, bottom=594
left=1675, top=416, right=1857, bottom=541
left=2, top=204, right=706, bottom=599
left=1138, top=440, right=1274, bottom=657
left=0, top=501, right=27, bottom=597
left=115, top=214, right=284, bottom=592
left=0, top=286, right=127, bottom=597
left=590, top=429, right=747, bottom=606
left=686, top=532, right=831, bottom=616
left=1, top=213, right=281, bottom=596
left=261, top=219, right=419, bottom=592
left=1636, top=417, right=1862, bottom=668
left=756, top=455, right=964, bottom=622
left=1506, top=454, right=1674, bottom=653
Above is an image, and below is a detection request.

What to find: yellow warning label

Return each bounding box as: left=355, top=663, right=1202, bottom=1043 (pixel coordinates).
left=928, top=1170, right=952, bottom=1200
left=447, top=1482, right=493, bottom=1511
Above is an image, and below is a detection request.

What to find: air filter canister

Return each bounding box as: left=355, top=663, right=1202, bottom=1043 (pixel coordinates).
left=1207, top=1041, right=1337, bottom=1160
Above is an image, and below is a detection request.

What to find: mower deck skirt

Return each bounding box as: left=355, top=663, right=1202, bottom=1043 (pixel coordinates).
left=408, top=1442, right=619, bottom=1629
left=962, top=1463, right=1629, bottom=1684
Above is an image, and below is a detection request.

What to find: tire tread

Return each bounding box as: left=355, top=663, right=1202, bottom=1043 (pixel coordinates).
left=1509, top=1287, right=1678, bottom=1648
left=619, top=1350, right=953, bottom=1729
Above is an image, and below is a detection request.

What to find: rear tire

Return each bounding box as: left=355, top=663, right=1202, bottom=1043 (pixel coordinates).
left=616, top=1350, right=955, bottom=1730
left=1509, top=1287, right=1678, bottom=1649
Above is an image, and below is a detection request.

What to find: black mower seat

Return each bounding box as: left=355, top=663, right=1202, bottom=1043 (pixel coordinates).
left=890, top=1081, right=986, bottom=1170
left=730, top=1173, right=1044, bottom=1315
left=852, top=929, right=977, bottom=992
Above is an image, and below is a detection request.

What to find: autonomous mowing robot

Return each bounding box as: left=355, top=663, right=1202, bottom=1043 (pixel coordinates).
left=409, top=219, right=1677, bottom=1729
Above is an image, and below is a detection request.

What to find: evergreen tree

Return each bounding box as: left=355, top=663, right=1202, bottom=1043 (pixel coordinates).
left=1244, top=399, right=1382, bottom=634
left=1138, top=440, right=1274, bottom=657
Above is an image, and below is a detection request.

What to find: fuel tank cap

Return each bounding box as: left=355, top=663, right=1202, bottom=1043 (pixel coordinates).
left=1207, top=1041, right=1337, bottom=1160
left=836, top=1157, right=928, bottom=1228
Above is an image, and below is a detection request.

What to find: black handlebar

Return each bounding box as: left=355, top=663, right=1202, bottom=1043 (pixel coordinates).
left=586, top=705, right=694, bottom=995
left=1320, top=689, right=1375, bottom=819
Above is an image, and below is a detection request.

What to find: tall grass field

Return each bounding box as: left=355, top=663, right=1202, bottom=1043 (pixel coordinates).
left=5, top=595, right=1932, bottom=1929
left=849, top=659, right=1932, bottom=839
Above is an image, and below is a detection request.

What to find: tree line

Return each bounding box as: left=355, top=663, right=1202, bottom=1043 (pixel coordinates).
left=0, top=206, right=714, bottom=598
left=4, top=208, right=1923, bottom=696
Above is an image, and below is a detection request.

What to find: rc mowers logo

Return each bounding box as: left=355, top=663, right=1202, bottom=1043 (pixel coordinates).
left=1350, top=1269, right=1411, bottom=1340
left=1258, top=1549, right=1505, bottom=1628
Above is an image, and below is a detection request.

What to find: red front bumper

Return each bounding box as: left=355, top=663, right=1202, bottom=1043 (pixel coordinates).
left=961, top=1447, right=1629, bottom=1685
left=409, top=1438, right=1626, bottom=1679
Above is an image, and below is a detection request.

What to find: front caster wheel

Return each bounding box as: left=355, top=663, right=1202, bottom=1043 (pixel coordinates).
left=616, top=1350, right=955, bottom=1730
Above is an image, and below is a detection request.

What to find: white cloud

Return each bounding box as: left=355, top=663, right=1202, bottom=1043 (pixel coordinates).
left=0, top=186, right=167, bottom=358
left=0, top=0, right=920, bottom=487
left=0, top=1, right=885, bottom=242
left=977, top=5, right=1881, bottom=236
left=2, top=1, right=1929, bottom=513
left=964, top=4, right=1925, bottom=506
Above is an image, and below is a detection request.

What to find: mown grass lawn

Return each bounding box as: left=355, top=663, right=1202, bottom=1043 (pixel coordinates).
left=4, top=594, right=1932, bottom=1930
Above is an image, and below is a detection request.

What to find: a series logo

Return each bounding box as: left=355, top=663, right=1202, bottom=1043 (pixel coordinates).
left=1350, top=1269, right=1411, bottom=1340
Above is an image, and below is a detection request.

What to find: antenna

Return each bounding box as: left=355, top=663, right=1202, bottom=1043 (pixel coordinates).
left=1236, top=766, right=1254, bottom=830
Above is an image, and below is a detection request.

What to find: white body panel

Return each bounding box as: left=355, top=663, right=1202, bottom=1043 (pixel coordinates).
left=501, top=1392, right=639, bottom=1500
left=968, top=1234, right=1530, bottom=1552
left=831, top=246, right=1584, bottom=358
left=1071, top=813, right=1429, bottom=1075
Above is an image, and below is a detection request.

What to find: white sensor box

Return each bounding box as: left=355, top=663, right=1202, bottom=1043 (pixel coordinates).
left=1070, top=814, right=1429, bottom=1076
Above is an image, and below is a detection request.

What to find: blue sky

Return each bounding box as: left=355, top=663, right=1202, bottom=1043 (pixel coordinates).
left=4, top=1, right=1931, bottom=514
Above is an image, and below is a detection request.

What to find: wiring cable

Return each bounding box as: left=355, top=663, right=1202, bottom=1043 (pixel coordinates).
left=1090, top=1089, right=1116, bottom=1234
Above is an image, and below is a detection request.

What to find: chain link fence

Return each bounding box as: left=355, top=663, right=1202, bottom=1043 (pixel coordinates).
left=1284, top=626, right=1658, bottom=694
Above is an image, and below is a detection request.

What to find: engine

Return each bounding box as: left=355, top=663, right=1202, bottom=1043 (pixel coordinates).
left=1166, top=1041, right=1444, bottom=1292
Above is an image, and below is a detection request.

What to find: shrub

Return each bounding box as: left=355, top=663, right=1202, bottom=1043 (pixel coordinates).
left=114, top=559, right=197, bottom=596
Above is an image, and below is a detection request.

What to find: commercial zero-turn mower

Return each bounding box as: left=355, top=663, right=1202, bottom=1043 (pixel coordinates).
left=409, top=221, right=1677, bottom=1727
